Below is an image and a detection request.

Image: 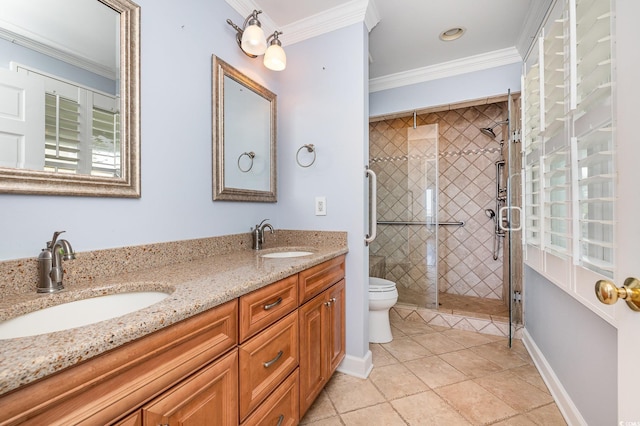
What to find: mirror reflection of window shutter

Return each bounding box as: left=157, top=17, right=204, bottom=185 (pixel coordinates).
left=44, top=93, right=81, bottom=174
left=91, top=107, right=120, bottom=177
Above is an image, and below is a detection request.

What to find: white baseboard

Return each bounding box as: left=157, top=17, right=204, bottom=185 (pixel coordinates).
left=522, top=328, right=587, bottom=426
left=336, top=350, right=373, bottom=379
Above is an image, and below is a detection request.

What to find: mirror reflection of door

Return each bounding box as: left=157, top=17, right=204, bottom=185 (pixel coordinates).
left=0, top=0, right=121, bottom=177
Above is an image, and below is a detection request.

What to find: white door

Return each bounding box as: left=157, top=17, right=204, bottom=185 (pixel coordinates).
left=612, top=1, right=640, bottom=420
left=0, top=68, right=43, bottom=169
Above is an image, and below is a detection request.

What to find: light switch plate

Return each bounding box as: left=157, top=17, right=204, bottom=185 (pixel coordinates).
left=315, top=196, right=327, bottom=216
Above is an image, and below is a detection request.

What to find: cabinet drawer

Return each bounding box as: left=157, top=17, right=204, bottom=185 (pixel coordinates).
left=239, top=311, right=299, bottom=420
left=298, top=255, right=345, bottom=304
left=240, top=274, right=298, bottom=342
left=241, top=370, right=299, bottom=426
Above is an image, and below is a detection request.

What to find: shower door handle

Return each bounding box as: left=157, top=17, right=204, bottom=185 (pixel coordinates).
left=498, top=206, right=522, bottom=232
left=365, top=168, right=377, bottom=245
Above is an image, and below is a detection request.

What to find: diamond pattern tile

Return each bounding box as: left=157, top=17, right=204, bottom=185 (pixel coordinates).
left=370, top=102, right=509, bottom=306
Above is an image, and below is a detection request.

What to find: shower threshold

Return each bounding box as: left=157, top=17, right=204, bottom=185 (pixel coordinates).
left=392, top=294, right=521, bottom=340
left=437, top=292, right=509, bottom=322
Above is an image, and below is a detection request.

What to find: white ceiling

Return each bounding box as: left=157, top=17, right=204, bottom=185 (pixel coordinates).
left=0, top=0, right=119, bottom=78
left=226, top=0, right=552, bottom=91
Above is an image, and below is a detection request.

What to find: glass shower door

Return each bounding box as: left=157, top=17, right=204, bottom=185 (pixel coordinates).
left=504, top=90, right=523, bottom=346
left=369, top=122, right=439, bottom=310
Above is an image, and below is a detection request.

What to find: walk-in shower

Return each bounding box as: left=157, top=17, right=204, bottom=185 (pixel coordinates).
left=368, top=100, right=521, bottom=327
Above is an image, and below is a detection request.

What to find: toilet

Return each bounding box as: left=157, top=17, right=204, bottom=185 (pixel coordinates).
left=368, top=277, right=399, bottom=343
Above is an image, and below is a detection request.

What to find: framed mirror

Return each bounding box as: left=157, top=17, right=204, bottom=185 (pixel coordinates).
left=0, top=0, right=140, bottom=197
left=212, top=56, right=276, bottom=202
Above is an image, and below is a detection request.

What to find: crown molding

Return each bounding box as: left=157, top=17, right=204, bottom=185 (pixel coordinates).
left=225, top=0, right=377, bottom=47
left=517, top=0, right=554, bottom=59
left=369, top=47, right=522, bottom=93
left=364, top=0, right=381, bottom=32
left=0, top=23, right=116, bottom=80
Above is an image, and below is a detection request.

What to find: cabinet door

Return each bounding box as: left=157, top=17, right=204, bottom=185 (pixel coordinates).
left=327, top=279, right=346, bottom=375
left=142, top=349, right=238, bottom=426
left=298, top=292, right=328, bottom=416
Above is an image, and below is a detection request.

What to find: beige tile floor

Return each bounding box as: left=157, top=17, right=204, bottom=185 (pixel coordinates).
left=300, top=311, right=567, bottom=425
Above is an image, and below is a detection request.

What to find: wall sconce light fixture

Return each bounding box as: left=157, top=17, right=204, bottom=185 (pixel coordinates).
left=226, top=10, right=287, bottom=71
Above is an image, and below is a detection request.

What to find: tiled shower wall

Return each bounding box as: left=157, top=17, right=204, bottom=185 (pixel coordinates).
left=369, top=102, right=508, bottom=306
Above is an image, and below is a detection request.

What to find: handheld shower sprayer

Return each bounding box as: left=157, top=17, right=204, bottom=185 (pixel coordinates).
left=485, top=208, right=496, bottom=220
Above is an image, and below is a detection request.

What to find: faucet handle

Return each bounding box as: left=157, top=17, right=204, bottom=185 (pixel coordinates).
left=47, top=230, right=66, bottom=248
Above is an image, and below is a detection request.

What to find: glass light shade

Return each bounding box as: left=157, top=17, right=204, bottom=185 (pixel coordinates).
left=241, top=24, right=267, bottom=55
left=263, top=44, right=286, bottom=71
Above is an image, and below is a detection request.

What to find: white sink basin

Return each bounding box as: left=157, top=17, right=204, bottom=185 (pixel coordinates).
left=261, top=251, right=313, bottom=259
left=0, top=291, right=171, bottom=340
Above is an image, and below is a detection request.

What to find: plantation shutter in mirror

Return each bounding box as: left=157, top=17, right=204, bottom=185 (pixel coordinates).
left=44, top=93, right=82, bottom=174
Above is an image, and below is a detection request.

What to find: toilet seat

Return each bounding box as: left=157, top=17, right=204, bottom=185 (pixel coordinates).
left=369, top=277, right=396, bottom=292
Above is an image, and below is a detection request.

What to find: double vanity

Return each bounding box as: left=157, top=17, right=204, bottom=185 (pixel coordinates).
left=0, top=230, right=348, bottom=425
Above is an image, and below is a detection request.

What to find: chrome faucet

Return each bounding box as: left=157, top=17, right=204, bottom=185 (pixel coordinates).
left=37, top=231, right=76, bottom=293
left=252, top=219, right=274, bottom=250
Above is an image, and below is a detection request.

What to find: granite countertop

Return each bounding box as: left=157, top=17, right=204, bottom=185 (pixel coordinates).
left=0, top=244, right=348, bottom=396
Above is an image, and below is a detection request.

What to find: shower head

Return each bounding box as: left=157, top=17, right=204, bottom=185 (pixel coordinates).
left=480, top=127, right=497, bottom=138
left=479, top=119, right=509, bottom=139
left=485, top=208, right=496, bottom=219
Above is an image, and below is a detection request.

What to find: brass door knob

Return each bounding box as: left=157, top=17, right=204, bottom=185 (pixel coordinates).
left=595, top=277, right=640, bottom=311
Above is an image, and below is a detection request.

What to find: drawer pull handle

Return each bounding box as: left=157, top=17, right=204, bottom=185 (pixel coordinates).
left=264, top=350, right=283, bottom=368
left=264, top=297, right=283, bottom=310
left=276, top=414, right=285, bottom=426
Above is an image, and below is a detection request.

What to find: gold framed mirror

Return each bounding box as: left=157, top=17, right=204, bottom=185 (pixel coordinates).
left=212, top=56, right=277, bottom=202
left=0, top=0, right=140, bottom=197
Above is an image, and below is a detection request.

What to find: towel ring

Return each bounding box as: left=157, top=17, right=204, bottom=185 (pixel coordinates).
left=296, top=144, right=316, bottom=168
left=237, top=151, right=255, bottom=172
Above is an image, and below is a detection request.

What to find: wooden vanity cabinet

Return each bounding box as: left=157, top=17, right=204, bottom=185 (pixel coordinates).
left=298, top=257, right=346, bottom=417
left=0, top=254, right=346, bottom=426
